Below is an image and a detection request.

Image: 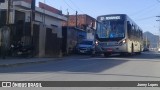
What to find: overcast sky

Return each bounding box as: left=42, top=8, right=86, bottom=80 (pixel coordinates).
left=36, top=0, right=160, bottom=35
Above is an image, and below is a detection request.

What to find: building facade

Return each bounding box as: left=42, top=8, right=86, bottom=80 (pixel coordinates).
left=0, top=0, right=67, bottom=57
left=63, top=14, right=96, bottom=40
left=62, top=14, right=96, bottom=54
left=63, top=14, right=96, bottom=32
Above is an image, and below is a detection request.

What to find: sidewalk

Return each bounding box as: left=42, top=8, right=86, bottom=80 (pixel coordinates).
left=0, top=57, right=61, bottom=67
left=0, top=55, right=91, bottom=67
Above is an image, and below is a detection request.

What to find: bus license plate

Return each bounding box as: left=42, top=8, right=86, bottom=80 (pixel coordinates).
left=80, top=50, right=85, bottom=53
left=107, top=48, right=113, bottom=52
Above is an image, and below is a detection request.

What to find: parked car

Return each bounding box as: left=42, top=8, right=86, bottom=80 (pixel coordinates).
left=143, top=47, right=149, bottom=52
left=75, top=40, right=102, bottom=55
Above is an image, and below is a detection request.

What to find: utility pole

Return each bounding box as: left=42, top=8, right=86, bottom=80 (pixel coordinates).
left=75, top=11, right=78, bottom=44
left=67, top=9, right=69, bottom=27
left=31, top=0, right=35, bottom=56
left=0, top=3, right=1, bottom=27
left=43, top=0, right=46, bottom=25
left=156, top=0, right=160, bottom=48
left=1, top=0, right=12, bottom=59
left=6, top=0, right=11, bottom=25
left=76, top=11, right=78, bottom=28
left=66, top=9, right=69, bottom=54
left=156, top=16, right=160, bottom=48
left=31, top=0, right=36, bottom=37
left=31, top=0, right=35, bottom=36
left=146, top=34, right=148, bottom=48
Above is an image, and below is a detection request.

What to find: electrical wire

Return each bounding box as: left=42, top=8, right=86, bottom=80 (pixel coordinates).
left=68, top=0, right=85, bottom=14
left=157, top=0, right=160, bottom=3
left=135, top=16, right=156, bottom=21
left=131, top=3, right=159, bottom=17
left=63, top=0, right=76, bottom=12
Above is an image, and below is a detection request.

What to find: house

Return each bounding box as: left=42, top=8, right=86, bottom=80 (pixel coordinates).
left=62, top=14, right=96, bottom=54
left=0, top=0, right=67, bottom=57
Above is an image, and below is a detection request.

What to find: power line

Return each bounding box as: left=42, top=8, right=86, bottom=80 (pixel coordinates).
left=63, top=0, right=76, bottom=12
left=68, top=0, right=85, bottom=14
left=131, top=3, right=159, bottom=17
left=156, top=15, right=160, bottom=47
left=135, top=16, right=156, bottom=21
left=63, top=0, right=96, bottom=18
left=157, top=0, right=160, bottom=3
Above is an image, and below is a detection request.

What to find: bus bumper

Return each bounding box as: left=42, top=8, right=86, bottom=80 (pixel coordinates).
left=102, top=44, right=127, bottom=53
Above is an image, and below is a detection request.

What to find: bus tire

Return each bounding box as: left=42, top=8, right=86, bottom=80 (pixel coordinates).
left=129, top=44, right=134, bottom=56
left=138, top=45, right=142, bottom=55
left=136, top=52, right=141, bottom=55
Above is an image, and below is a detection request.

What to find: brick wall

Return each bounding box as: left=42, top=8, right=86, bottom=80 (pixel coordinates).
left=63, top=14, right=96, bottom=30
left=39, top=2, right=62, bottom=15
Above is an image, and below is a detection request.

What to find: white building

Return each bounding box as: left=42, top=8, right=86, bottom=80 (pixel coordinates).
left=0, top=0, right=67, bottom=57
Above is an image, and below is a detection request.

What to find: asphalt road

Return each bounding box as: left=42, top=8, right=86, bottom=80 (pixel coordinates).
left=0, top=51, right=160, bottom=90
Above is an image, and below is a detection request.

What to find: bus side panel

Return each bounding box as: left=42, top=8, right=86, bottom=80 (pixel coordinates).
left=126, top=39, right=132, bottom=53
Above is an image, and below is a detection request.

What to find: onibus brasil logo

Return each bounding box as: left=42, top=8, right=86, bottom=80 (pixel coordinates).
left=1, top=82, right=42, bottom=88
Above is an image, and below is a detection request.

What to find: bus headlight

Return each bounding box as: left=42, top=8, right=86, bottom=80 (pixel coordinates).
left=95, top=41, right=98, bottom=45
left=119, top=39, right=127, bottom=45
left=122, top=39, right=126, bottom=43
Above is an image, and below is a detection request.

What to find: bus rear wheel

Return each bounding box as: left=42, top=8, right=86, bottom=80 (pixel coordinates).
left=135, top=46, right=141, bottom=55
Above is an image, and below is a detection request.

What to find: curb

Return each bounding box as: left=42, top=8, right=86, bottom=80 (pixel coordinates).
left=0, top=57, right=64, bottom=68
left=0, top=55, right=88, bottom=68
left=0, top=60, right=48, bottom=67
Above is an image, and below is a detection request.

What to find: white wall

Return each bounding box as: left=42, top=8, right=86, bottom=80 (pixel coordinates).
left=35, top=12, right=62, bottom=38
left=1, top=0, right=66, bottom=38
left=0, top=1, right=8, bottom=9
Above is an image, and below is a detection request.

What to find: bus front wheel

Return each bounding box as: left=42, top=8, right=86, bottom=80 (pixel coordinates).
left=128, top=44, right=134, bottom=56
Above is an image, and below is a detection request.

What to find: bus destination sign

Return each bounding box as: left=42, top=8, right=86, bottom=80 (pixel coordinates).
left=100, top=16, right=121, bottom=20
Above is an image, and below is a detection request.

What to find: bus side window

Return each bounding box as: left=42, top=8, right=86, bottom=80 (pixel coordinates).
left=135, top=27, right=138, bottom=40
left=140, top=31, right=143, bottom=39
left=127, top=21, right=131, bottom=38
left=132, top=25, right=135, bottom=39
left=137, top=29, right=140, bottom=38
left=138, top=29, right=141, bottom=39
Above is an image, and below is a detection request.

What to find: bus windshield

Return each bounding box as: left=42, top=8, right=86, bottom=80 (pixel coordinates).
left=97, top=20, right=125, bottom=39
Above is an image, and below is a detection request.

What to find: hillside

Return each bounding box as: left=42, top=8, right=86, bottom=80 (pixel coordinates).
left=143, top=32, right=159, bottom=48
